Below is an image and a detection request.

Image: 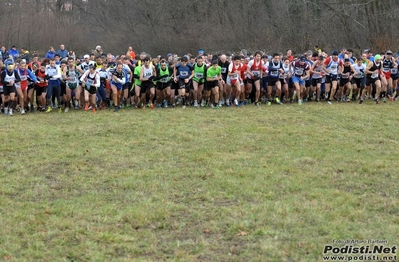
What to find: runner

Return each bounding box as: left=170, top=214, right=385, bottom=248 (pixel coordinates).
left=63, top=57, right=81, bottom=112
left=109, top=63, right=126, bottom=112
left=310, top=56, right=327, bottom=102
left=352, top=58, right=366, bottom=102
left=173, top=56, right=193, bottom=109
left=96, top=62, right=110, bottom=110
left=206, top=60, right=222, bottom=108
left=266, top=53, right=284, bottom=105
left=1, top=63, right=21, bottom=116
left=192, top=56, right=207, bottom=107
left=218, top=54, right=230, bottom=106
left=34, top=64, right=49, bottom=111
left=246, top=51, right=263, bottom=106
left=279, top=57, right=292, bottom=103
left=155, top=59, right=173, bottom=108
left=227, top=55, right=243, bottom=106
left=324, top=51, right=343, bottom=104
left=17, top=60, right=38, bottom=114
left=338, top=58, right=356, bottom=102
left=360, top=54, right=382, bottom=104
left=139, top=56, right=157, bottom=108
left=80, top=64, right=100, bottom=113
left=291, top=56, right=310, bottom=105
left=45, top=59, right=62, bottom=113
left=380, top=50, right=397, bottom=102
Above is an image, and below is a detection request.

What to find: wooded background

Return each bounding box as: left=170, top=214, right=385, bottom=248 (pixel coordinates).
left=1, top=0, right=398, bottom=57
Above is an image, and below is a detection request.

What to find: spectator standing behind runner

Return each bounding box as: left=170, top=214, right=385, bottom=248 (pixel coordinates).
left=0, top=46, right=10, bottom=63
left=45, top=46, right=57, bottom=59
left=9, top=46, right=19, bottom=60
left=57, top=44, right=69, bottom=59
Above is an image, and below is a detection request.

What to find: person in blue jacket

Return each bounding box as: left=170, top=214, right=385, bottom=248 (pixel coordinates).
left=9, top=46, right=19, bottom=60
left=45, top=46, right=56, bottom=59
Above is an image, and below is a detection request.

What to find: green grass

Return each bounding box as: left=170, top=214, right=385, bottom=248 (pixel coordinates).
left=1, top=101, right=398, bottom=261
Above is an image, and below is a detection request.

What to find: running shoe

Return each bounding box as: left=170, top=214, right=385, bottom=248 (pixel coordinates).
left=64, top=107, right=69, bottom=113
left=275, top=97, right=282, bottom=105
left=9, top=109, right=13, bottom=116
left=46, top=107, right=52, bottom=113
left=21, top=109, right=25, bottom=115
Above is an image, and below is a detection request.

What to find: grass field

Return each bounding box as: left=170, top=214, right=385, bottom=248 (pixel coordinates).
left=1, top=101, right=398, bottom=262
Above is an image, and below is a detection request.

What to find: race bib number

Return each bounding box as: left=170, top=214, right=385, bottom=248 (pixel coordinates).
left=145, top=72, right=152, bottom=77
left=47, top=68, right=57, bottom=77
left=159, top=77, right=169, bottom=83
left=232, top=73, right=238, bottom=79
left=221, top=68, right=227, bottom=74
left=180, top=71, right=188, bottom=77
left=20, top=75, right=28, bottom=81
left=195, top=73, right=203, bottom=78
left=371, top=73, right=379, bottom=79
left=391, top=68, right=398, bottom=74
left=341, top=74, right=349, bottom=79
left=86, top=79, right=94, bottom=85
left=295, top=69, right=303, bottom=76
left=330, top=65, right=337, bottom=70
left=252, top=70, right=260, bottom=77
left=4, top=75, right=15, bottom=82
left=383, top=68, right=390, bottom=73
left=0, top=86, right=3, bottom=92
left=270, top=71, right=279, bottom=77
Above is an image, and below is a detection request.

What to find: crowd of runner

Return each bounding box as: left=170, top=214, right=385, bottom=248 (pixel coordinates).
left=0, top=44, right=397, bottom=116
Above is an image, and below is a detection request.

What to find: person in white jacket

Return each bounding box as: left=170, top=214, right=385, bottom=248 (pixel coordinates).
left=80, top=64, right=100, bottom=113
left=45, top=59, right=62, bottom=113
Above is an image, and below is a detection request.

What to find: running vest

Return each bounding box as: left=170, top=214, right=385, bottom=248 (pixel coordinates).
left=3, top=70, right=17, bottom=87
left=218, top=61, right=229, bottom=75
left=353, top=64, right=365, bottom=78
left=142, top=66, right=153, bottom=80
left=97, top=69, right=108, bottom=84
left=134, top=65, right=141, bottom=86
left=18, top=68, right=29, bottom=89
left=85, top=72, right=98, bottom=86
left=312, top=62, right=324, bottom=79
left=158, top=66, right=170, bottom=83
left=280, top=63, right=291, bottom=79
left=341, top=65, right=352, bottom=79
left=35, top=69, right=47, bottom=87
left=177, top=65, right=191, bottom=79
left=326, top=57, right=341, bottom=75
left=66, top=68, right=79, bottom=83
left=268, top=60, right=281, bottom=78
left=367, top=61, right=381, bottom=79
left=382, top=58, right=394, bottom=73
left=249, top=59, right=262, bottom=79
left=230, top=63, right=242, bottom=80
left=193, top=63, right=205, bottom=81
